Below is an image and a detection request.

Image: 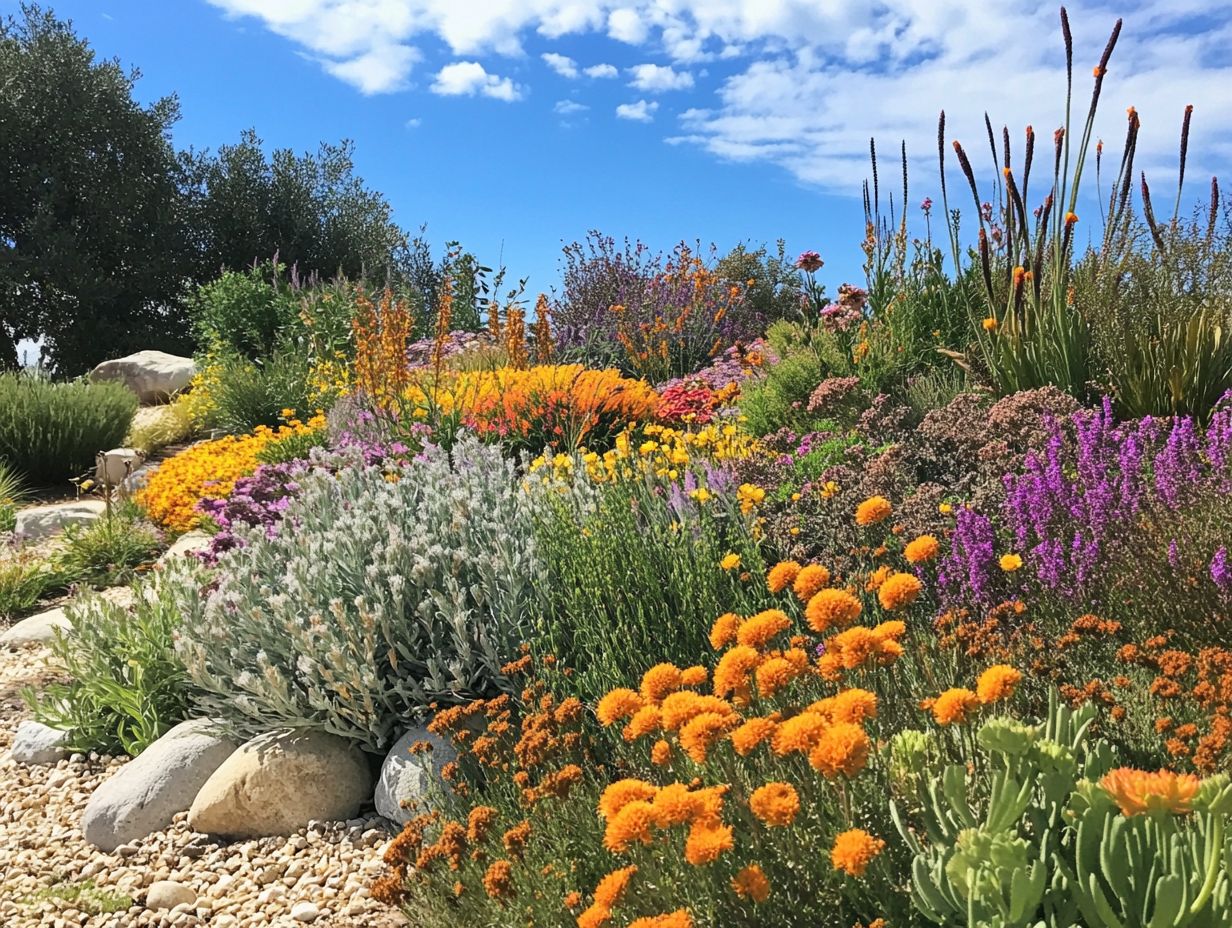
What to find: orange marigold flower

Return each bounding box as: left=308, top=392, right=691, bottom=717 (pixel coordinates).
left=828, top=688, right=879, bottom=725
left=877, top=572, right=922, bottom=611
left=829, top=626, right=881, bottom=669
left=684, top=821, right=734, bottom=866
left=598, top=779, right=659, bottom=821
left=679, top=712, right=739, bottom=763
left=592, top=865, right=637, bottom=908
left=806, top=588, right=863, bottom=633
left=767, top=560, right=803, bottom=593
left=597, top=689, right=644, bottom=727
left=793, top=564, right=832, bottom=602
left=659, top=691, right=735, bottom=731
left=651, top=783, right=701, bottom=828
left=482, top=859, right=515, bottom=899
left=1099, top=768, right=1201, bottom=817
left=565, top=890, right=583, bottom=909
left=976, top=664, right=1023, bottom=704
left=681, top=665, right=709, bottom=687
left=855, top=495, right=892, bottom=526
left=830, top=829, right=885, bottom=877
left=466, top=805, right=498, bottom=843
left=749, top=781, right=799, bottom=827
left=730, top=716, right=778, bottom=756
left=755, top=657, right=799, bottom=699
left=810, top=722, right=870, bottom=778
left=651, top=739, right=673, bottom=766
left=603, top=800, right=656, bottom=852
left=930, top=688, right=981, bottom=726
left=737, top=609, right=792, bottom=650
left=502, top=820, right=531, bottom=856
left=578, top=905, right=613, bottom=928
left=623, top=705, right=663, bottom=742
left=772, top=711, right=828, bottom=756
left=641, top=663, right=684, bottom=703
left=864, top=565, right=892, bottom=592
left=713, top=645, right=761, bottom=699
left=904, top=534, right=940, bottom=564
left=709, top=613, right=742, bottom=650
left=731, top=864, right=771, bottom=902
left=628, top=911, right=694, bottom=928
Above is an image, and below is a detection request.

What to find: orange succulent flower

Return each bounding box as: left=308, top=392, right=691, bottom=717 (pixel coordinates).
left=1100, top=768, right=1201, bottom=817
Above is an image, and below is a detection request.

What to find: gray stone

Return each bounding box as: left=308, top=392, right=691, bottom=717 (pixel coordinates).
left=374, top=728, right=456, bottom=823
left=157, top=531, right=211, bottom=564
left=188, top=730, right=372, bottom=839
left=91, top=350, right=196, bottom=405
left=291, top=901, right=321, bottom=923
left=14, top=499, right=106, bottom=541
left=95, top=448, right=145, bottom=487
left=10, top=720, right=70, bottom=765
left=146, top=881, right=196, bottom=911
left=1, top=606, right=69, bottom=647
left=82, top=718, right=239, bottom=851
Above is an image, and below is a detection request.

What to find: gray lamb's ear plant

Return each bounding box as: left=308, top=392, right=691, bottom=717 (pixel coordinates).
left=172, top=436, right=549, bottom=753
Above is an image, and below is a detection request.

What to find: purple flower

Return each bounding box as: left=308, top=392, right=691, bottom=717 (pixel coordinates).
left=1212, top=547, right=1231, bottom=593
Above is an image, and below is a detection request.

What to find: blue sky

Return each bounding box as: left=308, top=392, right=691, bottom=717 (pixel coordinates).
left=8, top=0, right=1232, bottom=295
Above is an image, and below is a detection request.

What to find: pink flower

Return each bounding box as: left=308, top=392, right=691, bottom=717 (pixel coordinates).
left=795, top=251, right=824, bottom=273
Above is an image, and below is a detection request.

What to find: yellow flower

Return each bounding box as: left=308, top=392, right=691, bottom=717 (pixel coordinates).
left=939, top=502, right=953, bottom=515
left=982, top=317, right=998, bottom=332
left=821, top=481, right=840, bottom=499
left=1100, top=768, right=1200, bottom=817
left=855, top=495, right=892, bottom=526
left=720, top=553, right=742, bottom=571
left=689, top=487, right=712, bottom=503
left=976, top=664, right=1022, bottom=704
left=999, top=553, right=1023, bottom=572
left=830, top=829, right=885, bottom=877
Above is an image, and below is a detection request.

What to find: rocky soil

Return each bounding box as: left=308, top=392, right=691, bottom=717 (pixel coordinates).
left=0, top=644, right=410, bottom=928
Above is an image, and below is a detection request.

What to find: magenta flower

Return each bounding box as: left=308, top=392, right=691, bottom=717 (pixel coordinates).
left=795, top=250, right=824, bottom=273
left=920, top=197, right=933, bottom=212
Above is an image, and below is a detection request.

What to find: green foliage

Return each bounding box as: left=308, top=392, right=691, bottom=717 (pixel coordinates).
left=255, top=425, right=330, bottom=466
left=737, top=348, right=825, bottom=436
left=172, top=438, right=547, bottom=752
left=56, top=510, right=163, bottom=587
left=0, top=4, right=194, bottom=375
left=529, top=462, right=765, bottom=703
left=0, top=549, right=58, bottom=620
left=0, top=373, right=136, bottom=484
left=188, top=259, right=301, bottom=360
left=716, top=239, right=804, bottom=324
left=25, top=570, right=191, bottom=755
left=207, top=351, right=317, bottom=434
left=23, top=879, right=133, bottom=916
left=123, top=399, right=196, bottom=455
left=0, top=460, right=25, bottom=533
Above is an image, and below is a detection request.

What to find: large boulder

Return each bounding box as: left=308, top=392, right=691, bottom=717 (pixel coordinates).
left=156, top=530, right=211, bottom=565
left=90, top=351, right=196, bottom=405
left=374, top=728, right=456, bottom=823
left=82, top=718, right=239, bottom=851
left=188, top=730, right=371, bottom=839
left=0, top=605, right=69, bottom=647
left=14, top=499, right=106, bottom=541
left=10, top=720, right=69, bottom=765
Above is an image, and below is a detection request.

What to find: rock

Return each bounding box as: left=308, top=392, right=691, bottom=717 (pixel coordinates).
left=91, top=350, right=197, bottom=405
left=10, top=720, right=70, bottom=765
left=188, top=730, right=372, bottom=839
left=291, top=901, right=321, bottom=923
left=82, top=718, right=239, bottom=851
left=157, top=531, right=212, bottom=564
left=14, top=499, right=106, bottom=541
left=0, top=606, right=69, bottom=647
left=95, top=448, right=145, bottom=487
left=374, top=728, right=456, bottom=823
left=146, top=880, right=196, bottom=911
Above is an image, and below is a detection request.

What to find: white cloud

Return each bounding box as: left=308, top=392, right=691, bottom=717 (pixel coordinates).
left=431, top=61, right=524, bottom=101
left=627, top=62, right=693, bottom=92
left=555, top=99, right=589, bottom=114
left=542, top=52, right=579, bottom=78
left=204, top=0, right=1232, bottom=193
left=616, top=99, right=659, bottom=122
left=405, top=117, right=422, bottom=128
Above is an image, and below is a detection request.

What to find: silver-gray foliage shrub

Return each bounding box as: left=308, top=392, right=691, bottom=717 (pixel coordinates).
left=171, top=437, right=547, bottom=751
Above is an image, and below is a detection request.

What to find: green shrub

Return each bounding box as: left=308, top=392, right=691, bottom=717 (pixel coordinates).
left=529, top=460, right=766, bottom=702
left=171, top=437, right=547, bottom=751
left=255, top=423, right=330, bottom=465
left=188, top=260, right=300, bottom=360
left=25, top=569, right=192, bottom=755
left=0, top=549, right=59, bottom=620
left=56, top=509, right=163, bottom=587
left=124, top=398, right=196, bottom=455
left=0, top=374, right=137, bottom=484
left=209, top=350, right=317, bottom=434
left=738, top=348, right=825, bottom=436
left=0, top=460, right=25, bottom=533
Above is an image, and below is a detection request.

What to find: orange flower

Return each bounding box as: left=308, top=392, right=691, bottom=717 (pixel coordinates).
left=628, top=911, right=693, bottom=928
left=730, top=717, right=779, bottom=756
left=603, top=800, right=656, bottom=852
left=680, top=665, right=708, bottom=688
left=593, top=865, right=637, bottom=908
left=809, top=722, right=870, bottom=778
left=904, top=534, right=940, bottom=564
left=930, top=688, right=981, bottom=726
left=749, top=782, right=799, bottom=827
left=651, top=739, right=673, bottom=766
left=660, top=692, right=735, bottom=731
left=597, top=689, right=645, bottom=727
left=976, top=665, right=1023, bottom=704
left=623, top=705, right=663, bottom=742
left=855, top=496, right=892, bottom=526
left=641, top=663, right=684, bottom=703
left=754, top=657, right=799, bottom=699
left=466, top=805, right=498, bottom=843
left=709, top=613, right=742, bottom=650
left=826, top=688, right=878, bottom=725
left=793, top=564, right=832, bottom=602
left=877, top=572, right=922, bottom=611
left=767, top=560, right=802, bottom=594
left=684, top=821, right=734, bottom=865
left=731, top=864, right=771, bottom=902
left=771, top=712, right=828, bottom=756
left=599, top=779, right=659, bottom=821
left=679, top=712, right=739, bottom=763
left=713, top=646, right=761, bottom=699
left=830, top=829, right=885, bottom=877
left=737, top=610, right=793, bottom=650
left=1100, top=768, right=1201, bottom=817
left=806, top=589, right=863, bottom=633
left=482, top=859, right=515, bottom=899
